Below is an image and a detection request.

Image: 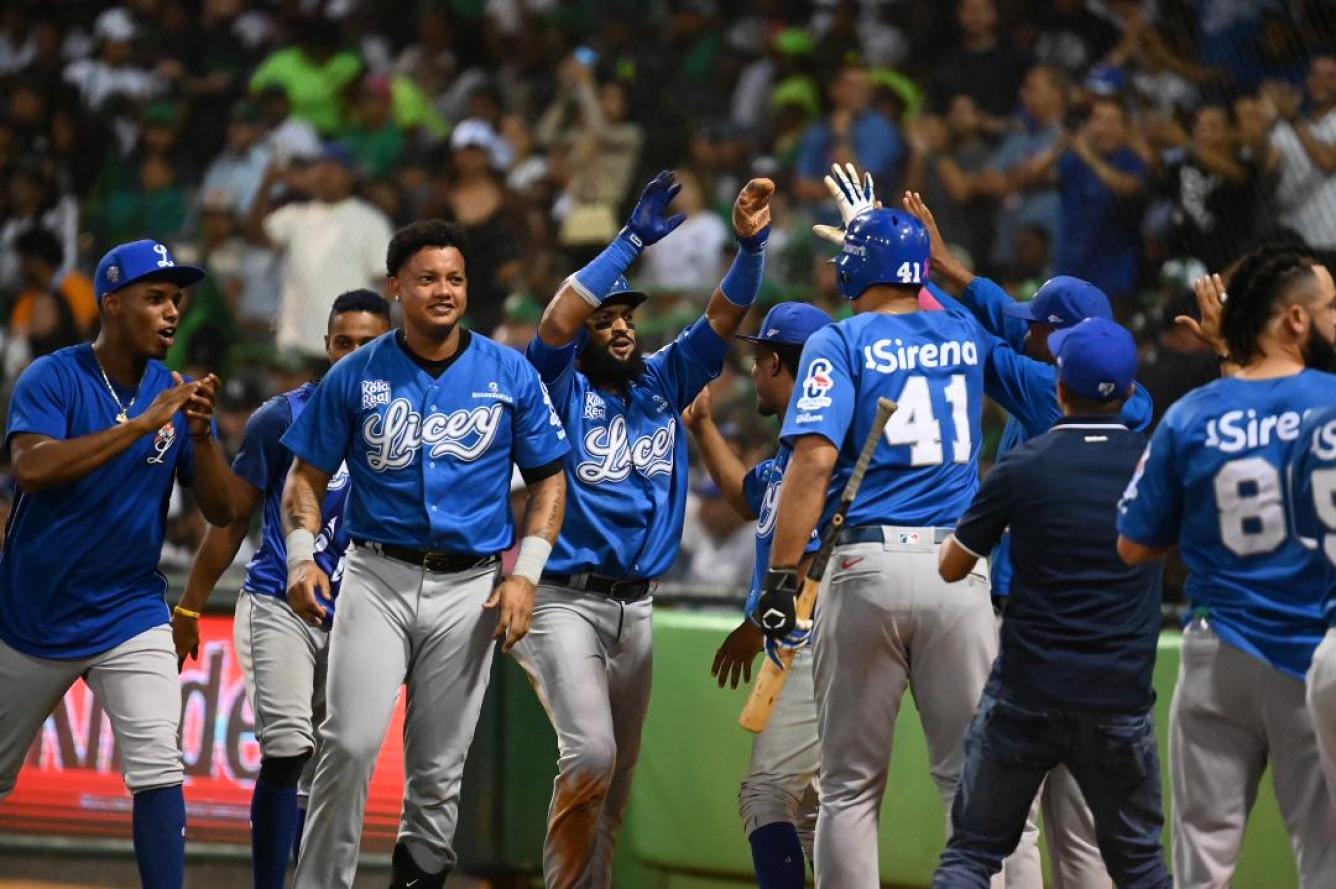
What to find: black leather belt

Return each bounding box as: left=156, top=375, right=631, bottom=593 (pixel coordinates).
left=354, top=538, right=498, bottom=574
left=542, top=572, right=653, bottom=602
left=838, top=525, right=954, bottom=546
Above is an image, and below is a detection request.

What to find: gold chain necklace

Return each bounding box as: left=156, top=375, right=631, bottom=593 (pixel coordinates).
left=93, top=350, right=135, bottom=424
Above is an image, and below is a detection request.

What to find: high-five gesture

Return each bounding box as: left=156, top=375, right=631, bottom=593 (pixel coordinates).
left=733, top=177, right=774, bottom=240
left=625, top=170, right=687, bottom=247
left=813, top=162, right=877, bottom=244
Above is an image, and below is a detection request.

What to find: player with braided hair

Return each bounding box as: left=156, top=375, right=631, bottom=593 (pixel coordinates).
left=1118, top=246, right=1336, bottom=887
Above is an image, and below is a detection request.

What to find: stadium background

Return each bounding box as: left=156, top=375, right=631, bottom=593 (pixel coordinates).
left=0, top=0, right=1333, bottom=885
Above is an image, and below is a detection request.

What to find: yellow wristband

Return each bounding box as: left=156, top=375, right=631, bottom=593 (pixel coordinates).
left=173, top=605, right=201, bottom=619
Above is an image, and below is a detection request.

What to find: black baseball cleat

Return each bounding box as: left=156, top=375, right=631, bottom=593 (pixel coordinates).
left=388, top=841, right=448, bottom=889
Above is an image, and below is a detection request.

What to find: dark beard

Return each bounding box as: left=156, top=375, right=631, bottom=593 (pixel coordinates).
left=578, top=340, right=647, bottom=389
left=1303, top=330, right=1336, bottom=373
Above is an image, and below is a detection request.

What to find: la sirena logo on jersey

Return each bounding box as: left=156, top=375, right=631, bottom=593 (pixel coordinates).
left=362, top=397, right=503, bottom=470
left=577, top=415, right=675, bottom=483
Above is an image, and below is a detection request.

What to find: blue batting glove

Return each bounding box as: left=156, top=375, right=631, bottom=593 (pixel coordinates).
left=624, top=171, right=687, bottom=247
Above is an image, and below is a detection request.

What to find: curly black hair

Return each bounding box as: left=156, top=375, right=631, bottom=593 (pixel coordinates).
left=1221, top=246, right=1317, bottom=364
left=385, top=220, right=471, bottom=279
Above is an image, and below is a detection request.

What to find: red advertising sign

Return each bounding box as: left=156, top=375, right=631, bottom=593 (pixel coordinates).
left=1, top=614, right=407, bottom=848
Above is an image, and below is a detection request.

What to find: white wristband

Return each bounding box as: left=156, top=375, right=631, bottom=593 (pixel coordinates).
left=511, top=535, right=553, bottom=585
left=286, top=529, right=316, bottom=572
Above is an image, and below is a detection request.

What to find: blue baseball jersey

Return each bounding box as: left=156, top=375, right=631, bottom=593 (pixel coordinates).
left=233, top=384, right=349, bottom=621
left=0, top=345, right=200, bottom=659
left=1118, top=371, right=1336, bottom=679
left=1289, top=405, right=1336, bottom=625
left=526, top=317, right=728, bottom=579
left=931, top=280, right=1155, bottom=594
left=741, top=446, right=821, bottom=620
left=780, top=309, right=990, bottom=529
left=282, top=331, right=569, bottom=554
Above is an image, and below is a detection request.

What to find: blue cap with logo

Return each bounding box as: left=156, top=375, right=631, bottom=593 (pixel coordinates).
left=94, top=239, right=205, bottom=302
left=1002, top=276, right=1111, bottom=328
left=736, top=301, right=833, bottom=346
left=601, top=274, right=649, bottom=310
left=1049, top=317, right=1138, bottom=402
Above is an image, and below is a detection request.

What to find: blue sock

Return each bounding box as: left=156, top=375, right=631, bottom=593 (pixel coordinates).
left=251, top=777, right=299, bottom=889
left=749, top=821, right=806, bottom=889
left=132, top=785, right=185, bottom=889
left=292, top=805, right=307, bottom=866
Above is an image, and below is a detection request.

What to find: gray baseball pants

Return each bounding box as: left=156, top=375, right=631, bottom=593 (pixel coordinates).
left=739, top=647, right=820, bottom=856
left=1171, top=619, right=1336, bottom=888
left=292, top=546, right=501, bottom=889
left=811, top=530, right=1039, bottom=889
left=512, top=582, right=653, bottom=889
left=1308, top=627, right=1336, bottom=812
left=0, top=624, right=182, bottom=798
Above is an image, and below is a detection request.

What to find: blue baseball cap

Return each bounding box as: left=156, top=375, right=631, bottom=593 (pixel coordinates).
left=736, top=302, right=833, bottom=346
left=1049, top=317, right=1138, bottom=402
left=94, top=239, right=205, bottom=302
left=1002, top=276, right=1112, bottom=328
left=601, top=275, right=648, bottom=310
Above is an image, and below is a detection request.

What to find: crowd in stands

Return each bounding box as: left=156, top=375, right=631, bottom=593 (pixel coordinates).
left=1, top=0, right=1334, bottom=593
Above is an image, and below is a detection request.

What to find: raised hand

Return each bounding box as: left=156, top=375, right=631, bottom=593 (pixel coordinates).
left=1177, top=273, right=1229, bottom=358
left=903, top=190, right=973, bottom=290
left=733, top=178, right=774, bottom=240
left=682, top=384, right=714, bottom=432
left=625, top=170, right=687, bottom=246
left=135, top=373, right=198, bottom=432
left=813, top=162, right=877, bottom=245
left=185, top=373, right=220, bottom=437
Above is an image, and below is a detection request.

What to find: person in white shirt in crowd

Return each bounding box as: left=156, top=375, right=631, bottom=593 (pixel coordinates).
left=639, top=169, right=729, bottom=294
left=1264, top=54, right=1336, bottom=250
left=201, top=101, right=273, bottom=217
left=246, top=143, right=392, bottom=360
left=678, top=476, right=757, bottom=595
left=62, top=7, right=165, bottom=113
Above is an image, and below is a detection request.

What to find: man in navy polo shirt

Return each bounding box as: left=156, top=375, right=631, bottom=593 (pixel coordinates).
left=931, top=318, right=1171, bottom=889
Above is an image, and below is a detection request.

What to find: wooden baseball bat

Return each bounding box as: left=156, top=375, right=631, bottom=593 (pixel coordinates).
left=739, top=397, right=898, bottom=733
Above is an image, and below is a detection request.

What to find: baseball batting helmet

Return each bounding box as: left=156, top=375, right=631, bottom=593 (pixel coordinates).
left=602, top=275, right=649, bottom=310
left=835, top=209, right=931, bottom=300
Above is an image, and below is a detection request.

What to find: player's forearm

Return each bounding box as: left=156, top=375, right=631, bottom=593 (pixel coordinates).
left=282, top=461, right=330, bottom=536
left=179, top=518, right=251, bottom=612
left=10, top=420, right=159, bottom=492
left=771, top=439, right=836, bottom=568
left=539, top=231, right=646, bottom=346
left=687, top=419, right=755, bottom=519
left=706, top=234, right=768, bottom=341
left=1084, top=154, right=1142, bottom=196
left=520, top=470, right=567, bottom=545
left=189, top=436, right=236, bottom=526
left=1296, top=123, right=1336, bottom=173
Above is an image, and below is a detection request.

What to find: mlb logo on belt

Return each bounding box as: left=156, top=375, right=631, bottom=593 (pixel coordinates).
left=897, top=531, right=920, bottom=545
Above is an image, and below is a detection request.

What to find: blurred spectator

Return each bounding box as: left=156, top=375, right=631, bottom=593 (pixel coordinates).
left=0, top=5, right=36, bottom=76
left=639, top=169, right=729, bottom=294
left=500, top=113, right=549, bottom=194
left=905, top=96, right=993, bottom=268
left=257, top=86, right=323, bottom=166
left=0, top=161, right=80, bottom=293
left=249, top=144, right=392, bottom=358
left=2, top=284, right=84, bottom=388
left=982, top=65, right=1067, bottom=272
left=1034, top=97, right=1148, bottom=301
left=341, top=75, right=407, bottom=179
left=1104, top=0, right=1208, bottom=117
left=193, top=189, right=280, bottom=340
left=1264, top=55, right=1336, bottom=251
left=419, top=119, right=523, bottom=334
left=794, top=61, right=906, bottom=204
left=201, top=100, right=272, bottom=216
left=1157, top=105, right=1260, bottom=272
left=95, top=149, right=191, bottom=247
left=1030, top=0, right=1120, bottom=78
left=1001, top=224, right=1052, bottom=299
left=1136, top=268, right=1219, bottom=428
left=249, top=17, right=362, bottom=135
left=933, top=0, right=1029, bottom=120
left=540, top=54, right=645, bottom=251
left=490, top=291, right=543, bottom=350
left=676, top=479, right=755, bottom=593
left=7, top=227, right=98, bottom=336
left=62, top=8, right=166, bottom=113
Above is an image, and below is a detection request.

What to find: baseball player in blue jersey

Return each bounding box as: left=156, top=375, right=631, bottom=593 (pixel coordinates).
left=758, top=205, right=1022, bottom=889
left=1290, top=405, right=1336, bottom=805
left=0, top=239, right=234, bottom=889
left=280, top=220, right=570, bottom=889
left=517, top=172, right=770, bottom=888
left=900, top=188, right=1157, bottom=889
left=682, top=301, right=832, bottom=889
left=1118, top=248, right=1336, bottom=888
left=171, top=289, right=391, bottom=889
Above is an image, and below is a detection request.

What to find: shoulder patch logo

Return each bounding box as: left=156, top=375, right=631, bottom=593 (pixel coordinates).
left=362, top=380, right=391, bottom=410
left=796, top=358, right=835, bottom=412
